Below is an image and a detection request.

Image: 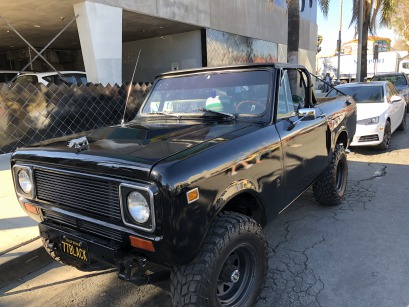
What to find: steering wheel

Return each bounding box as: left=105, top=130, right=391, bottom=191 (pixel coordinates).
left=236, top=100, right=265, bottom=113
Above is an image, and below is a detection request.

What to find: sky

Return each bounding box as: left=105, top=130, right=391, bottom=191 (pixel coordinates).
left=317, top=0, right=395, bottom=55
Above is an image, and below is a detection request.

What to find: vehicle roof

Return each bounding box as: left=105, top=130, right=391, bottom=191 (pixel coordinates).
left=158, top=63, right=307, bottom=78
left=336, top=81, right=390, bottom=88
left=372, top=72, right=406, bottom=77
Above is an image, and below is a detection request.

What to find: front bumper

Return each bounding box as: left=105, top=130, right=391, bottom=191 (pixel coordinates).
left=40, top=222, right=127, bottom=267
left=350, top=123, right=384, bottom=147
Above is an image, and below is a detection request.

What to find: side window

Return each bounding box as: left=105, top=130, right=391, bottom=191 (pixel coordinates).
left=277, top=71, right=295, bottom=118
left=293, top=71, right=307, bottom=106
left=15, top=75, right=38, bottom=85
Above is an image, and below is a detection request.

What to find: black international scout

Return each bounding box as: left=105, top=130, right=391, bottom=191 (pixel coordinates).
left=11, top=64, right=356, bottom=306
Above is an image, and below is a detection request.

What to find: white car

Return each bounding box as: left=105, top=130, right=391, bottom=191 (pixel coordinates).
left=328, top=81, right=406, bottom=150
left=15, top=71, right=87, bottom=86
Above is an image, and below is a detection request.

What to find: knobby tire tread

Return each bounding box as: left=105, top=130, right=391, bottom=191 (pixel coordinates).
left=170, top=212, right=267, bottom=307
left=313, top=144, right=347, bottom=207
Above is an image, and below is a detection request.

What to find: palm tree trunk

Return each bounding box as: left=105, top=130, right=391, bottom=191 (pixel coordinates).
left=360, top=0, right=371, bottom=82
left=288, top=0, right=300, bottom=65
left=288, top=0, right=300, bottom=93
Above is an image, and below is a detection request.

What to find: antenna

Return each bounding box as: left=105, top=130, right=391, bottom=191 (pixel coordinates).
left=121, top=49, right=141, bottom=126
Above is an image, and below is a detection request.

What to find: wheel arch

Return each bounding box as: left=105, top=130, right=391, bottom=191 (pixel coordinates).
left=327, top=126, right=349, bottom=153
left=213, top=180, right=266, bottom=227
left=336, top=130, right=348, bottom=149
left=220, top=192, right=266, bottom=227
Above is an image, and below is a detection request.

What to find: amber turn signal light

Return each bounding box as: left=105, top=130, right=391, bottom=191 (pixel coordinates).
left=129, top=235, right=155, bottom=252
left=23, top=202, right=39, bottom=215
left=186, top=188, right=199, bottom=204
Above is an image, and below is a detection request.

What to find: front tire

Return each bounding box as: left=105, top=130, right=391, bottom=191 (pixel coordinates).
left=397, top=111, right=406, bottom=131
left=378, top=120, right=391, bottom=150
left=170, top=212, right=267, bottom=307
left=313, top=144, right=348, bottom=206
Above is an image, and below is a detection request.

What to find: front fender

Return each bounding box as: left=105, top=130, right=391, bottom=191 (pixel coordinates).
left=211, top=179, right=266, bottom=227
left=214, top=179, right=258, bottom=210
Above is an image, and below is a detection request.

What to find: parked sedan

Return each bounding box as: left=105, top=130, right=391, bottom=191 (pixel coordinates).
left=327, top=81, right=406, bottom=150
left=15, top=71, right=87, bottom=86
left=371, top=73, right=409, bottom=112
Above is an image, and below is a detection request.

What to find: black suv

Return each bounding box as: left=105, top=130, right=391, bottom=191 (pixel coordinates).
left=12, top=63, right=356, bottom=306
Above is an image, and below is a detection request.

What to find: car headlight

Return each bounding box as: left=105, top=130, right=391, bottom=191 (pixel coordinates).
left=127, top=191, right=150, bottom=224
left=357, top=116, right=379, bottom=125
left=18, top=169, right=33, bottom=194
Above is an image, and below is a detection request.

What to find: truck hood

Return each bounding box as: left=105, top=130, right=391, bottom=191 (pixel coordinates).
left=12, top=120, right=255, bottom=180
left=356, top=103, right=388, bottom=120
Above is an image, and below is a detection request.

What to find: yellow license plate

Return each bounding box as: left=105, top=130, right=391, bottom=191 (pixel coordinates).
left=60, top=236, right=90, bottom=263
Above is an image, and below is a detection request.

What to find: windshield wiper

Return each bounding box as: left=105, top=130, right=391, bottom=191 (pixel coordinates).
left=147, top=111, right=180, bottom=118
left=197, top=108, right=236, bottom=120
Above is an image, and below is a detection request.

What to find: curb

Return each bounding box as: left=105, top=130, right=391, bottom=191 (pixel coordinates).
left=0, top=238, right=52, bottom=289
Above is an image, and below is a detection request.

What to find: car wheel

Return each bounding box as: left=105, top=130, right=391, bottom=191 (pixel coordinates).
left=397, top=110, right=406, bottom=131
left=313, top=144, right=348, bottom=206
left=170, top=212, right=267, bottom=307
left=378, top=120, right=391, bottom=150
left=42, top=238, right=109, bottom=272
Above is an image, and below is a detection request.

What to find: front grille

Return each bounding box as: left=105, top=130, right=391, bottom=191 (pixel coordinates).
left=359, top=135, right=379, bottom=142
left=42, top=209, right=123, bottom=241
left=35, top=168, right=121, bottom=221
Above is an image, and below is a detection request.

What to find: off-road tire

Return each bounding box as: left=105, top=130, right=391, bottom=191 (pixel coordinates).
left=313, top=144, right=348, bottom=206
left=397, top=110, right=406, bottom=131
left=378, top=120, right=391, bottom=150
left=170, top=212, right=267, bottom=307
left=42, top=238, right=109, bottom=272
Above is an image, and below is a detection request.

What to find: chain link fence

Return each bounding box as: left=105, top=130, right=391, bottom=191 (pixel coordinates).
left=0, top=82, right=151, bottom=154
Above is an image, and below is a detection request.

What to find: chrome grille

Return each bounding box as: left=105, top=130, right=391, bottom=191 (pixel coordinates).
left=35, top=168, right=121, bottom=221
left=42, top=209, right=123, bottom=241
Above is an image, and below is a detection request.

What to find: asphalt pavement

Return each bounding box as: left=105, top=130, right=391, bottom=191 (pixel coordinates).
left=0, top=153, right=52, bottom=289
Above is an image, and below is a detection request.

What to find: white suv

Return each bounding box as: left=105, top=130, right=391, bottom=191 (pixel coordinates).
left=15, top=71, right=87, bottom=86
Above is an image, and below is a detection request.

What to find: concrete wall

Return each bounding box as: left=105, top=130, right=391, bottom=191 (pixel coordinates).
left=123, top=30, right=202, bottom=82
left=89, top=0, right=288, bottom=45
left=86, top=0, right=317, bottom=74
left=299, top=16, right=318, bottom=55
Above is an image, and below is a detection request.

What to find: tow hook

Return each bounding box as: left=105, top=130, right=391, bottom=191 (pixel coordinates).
left=118, top=256, right=169, bottom=284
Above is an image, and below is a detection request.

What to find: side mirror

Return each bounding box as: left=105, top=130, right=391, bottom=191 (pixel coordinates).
left=298, top=108, right=316, bottom=119
left=390, top=95, right=402, bottom=103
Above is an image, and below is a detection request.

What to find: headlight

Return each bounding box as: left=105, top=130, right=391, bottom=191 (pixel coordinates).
left=357, top=116, right=379, bottom=125
left=18, top=169, right=33, bottom=194
left=127, top=191, right=150, bottom=223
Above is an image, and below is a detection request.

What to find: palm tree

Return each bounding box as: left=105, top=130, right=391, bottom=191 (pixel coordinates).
left=349, top=0, right=394, bottom=81
left=287, top=0, right=330, bottom=65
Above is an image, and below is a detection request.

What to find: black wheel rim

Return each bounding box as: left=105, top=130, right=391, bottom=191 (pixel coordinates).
left=336, top=158, right=345, bottom=193
left=216, top=244, right=256, bottom=306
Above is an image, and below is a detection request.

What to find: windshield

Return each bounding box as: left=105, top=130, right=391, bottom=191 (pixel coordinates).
left=141, top=70, right=270, bottom=117
left=371, top=75, right=407, bottom=86
left=329, top=85, right=384, bottom=103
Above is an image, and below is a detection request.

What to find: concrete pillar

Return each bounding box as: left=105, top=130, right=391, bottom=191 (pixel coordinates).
left=74, top=2, right=122, bottom=85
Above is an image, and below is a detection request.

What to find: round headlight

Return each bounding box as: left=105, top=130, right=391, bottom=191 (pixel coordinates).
left=18, top=169, right=33, bottom=194
left=127, top=191, right=150, bottom=224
